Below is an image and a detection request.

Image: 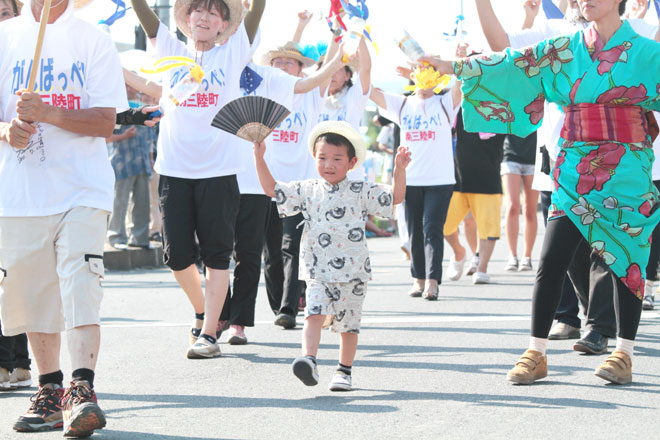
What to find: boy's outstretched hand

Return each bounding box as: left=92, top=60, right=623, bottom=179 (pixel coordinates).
left=253, top=140, right=267, bottom=159
left=394, top=146, right=412, bottom=170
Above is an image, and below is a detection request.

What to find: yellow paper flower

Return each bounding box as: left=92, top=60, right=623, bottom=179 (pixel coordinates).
left=141, top=56, right=205, bottom=84
left=404, top=63, right=450, bottom=94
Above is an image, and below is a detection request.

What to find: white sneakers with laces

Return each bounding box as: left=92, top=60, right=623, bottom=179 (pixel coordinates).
left=328, top=372, right=352, bottom=391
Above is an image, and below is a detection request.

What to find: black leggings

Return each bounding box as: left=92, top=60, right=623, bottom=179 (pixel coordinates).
left=531, top=216, right=642, bottom=340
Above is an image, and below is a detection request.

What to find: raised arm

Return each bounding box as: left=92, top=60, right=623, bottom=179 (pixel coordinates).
left=522, top=0, right=540, bottom=30
left=474, top=0, right=511, bottom=51
left=357, top=36, right=371, bottom=94
left=369, top=87, right=387, bottom=110
left=253, top=141, right=276, bottom=197
left=130, top=0, right=160, bottom=39
left=294, top=45, right=348, bottom=94
left=292, top=10, right=313, bottom=43
left=244, top=0, right=265, bottom=44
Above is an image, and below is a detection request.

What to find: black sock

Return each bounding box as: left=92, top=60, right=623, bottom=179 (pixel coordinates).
left=195, top=312, right=205, bottom=321
left=475, top=252, right=480, bottom=257
left=305, top=355, right=317, bottom=365
left=38, top=370, right=64, bottom=388
left=72, top=368, right=95, bottom=388
left=337, top=363, right=352, bottom=376
left=201, top=334, right=217, bottom=344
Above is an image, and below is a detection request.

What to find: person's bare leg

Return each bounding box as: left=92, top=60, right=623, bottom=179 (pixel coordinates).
left=409, top=278, right=425, bottom=294
left=67, top=325, right=100, bottom=370
left=424, top=278, right=438, bottom=293
left=463, top=213, right=478, bottom=255
left=339, top=332, right=358, bottom=366
left=172, top=264, right=205, bottom=315
left=521, top=175, right=539, bottom=259
left=27, top=333, right=61, bottom=375
left=503, top=174, right=522, bottom=258
left=476, top=239, right=497, bottom=273
left=200, top=268, right=230, bottom=337
left=444, top=230, right=466, bottom=261
left=302, top=315, right=325, bottom=357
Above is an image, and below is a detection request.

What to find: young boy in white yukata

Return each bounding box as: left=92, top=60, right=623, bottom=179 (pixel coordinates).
left=254, top=120, right=411, bottom=391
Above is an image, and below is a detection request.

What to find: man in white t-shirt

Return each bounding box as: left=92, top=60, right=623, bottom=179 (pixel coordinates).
left=0, top=0, right=127, bottom=435
left=474, top=0, right=658, bottom=353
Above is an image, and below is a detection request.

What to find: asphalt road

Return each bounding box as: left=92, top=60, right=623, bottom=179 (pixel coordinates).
left=1, top=225, right=659, bottom=439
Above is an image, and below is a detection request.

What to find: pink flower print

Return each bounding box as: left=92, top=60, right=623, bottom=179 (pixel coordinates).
left=575, top=143, right=625, bottom=195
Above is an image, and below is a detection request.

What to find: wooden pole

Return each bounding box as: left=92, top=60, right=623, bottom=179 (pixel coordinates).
left=26, top=0, right=53, bottom=92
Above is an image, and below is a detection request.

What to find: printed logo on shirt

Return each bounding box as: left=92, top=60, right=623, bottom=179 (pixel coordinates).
left=272, top=111, right=308, bottom=144
left=401, top=112, right=445, bottom=142
left=11, top=58, right=85, bottom=110
left=15, top=123, right=45, bottom=165
left=318, top=111, right=347, bottom=123
left=169, top=66, right=226, bottom=108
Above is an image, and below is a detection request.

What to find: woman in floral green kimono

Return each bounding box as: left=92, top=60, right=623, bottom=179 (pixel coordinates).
left=422, top=0, right=660, bottom=385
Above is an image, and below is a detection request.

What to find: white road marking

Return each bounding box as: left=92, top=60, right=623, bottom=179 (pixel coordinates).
left=101, top=312, right=659, bottom=329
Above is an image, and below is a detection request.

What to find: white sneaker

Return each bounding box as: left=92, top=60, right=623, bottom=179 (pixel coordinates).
left=466, top=255, right=480, bottom=276
left=447, top=256, right=465, bottom=281
left=519, top=257, right=533, bottom=271
left=292, top=357, right=319, bottom=386
left=9, top=367, right=32, bottom=389
left=505, top=256, right=519, bottom=271
left=328, top=372, right=352, bottom=391
left=0, top=367, right=10, bottom=390
left=186, top=336, right=221, bottom=359
left=472, top=271, right=490, bottom=284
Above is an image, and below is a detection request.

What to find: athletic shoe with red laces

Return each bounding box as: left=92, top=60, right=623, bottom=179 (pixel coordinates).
left=61, top=380, right=106, bottom=438
left=13, top=384, right=64, bottom=432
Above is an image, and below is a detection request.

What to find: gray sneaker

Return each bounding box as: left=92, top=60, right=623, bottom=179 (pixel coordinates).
left=642, top=295, right=654, bottom=311
left=329, top=372, right=352, bottom=391
left=292, top=357, right=319, bottom=386
left=186, top=337, right=221, bottom=359
left=548, top=322, right=581, bottom=340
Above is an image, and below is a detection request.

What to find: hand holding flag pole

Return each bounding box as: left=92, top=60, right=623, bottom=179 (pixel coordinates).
left=27, top=0, right=53, bottom=92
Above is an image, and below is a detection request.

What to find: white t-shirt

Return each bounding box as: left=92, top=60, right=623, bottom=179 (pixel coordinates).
left=380, top=92, right=459, bottom=186
left=234, top=63, right=299, bottom=195
left=0, top=0, right=128, bottom=217
left=319, top=74, right=371, bottom=181
left=266, top=87, right=324, bottom=183
left=154, top=22, right=259, bottom=179
left=508, top=18, right=658, bottom=191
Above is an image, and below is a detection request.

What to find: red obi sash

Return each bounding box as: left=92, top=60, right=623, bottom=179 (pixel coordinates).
left=561, top=103, right=659, bottom=144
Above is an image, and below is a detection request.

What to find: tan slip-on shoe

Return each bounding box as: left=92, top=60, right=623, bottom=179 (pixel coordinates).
left=594, top=350, right=632, bottom=384
left=506, top=349, right=548, bottom=385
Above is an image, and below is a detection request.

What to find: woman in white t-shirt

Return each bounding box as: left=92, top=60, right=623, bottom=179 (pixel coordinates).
left=131, top=0, right=263, bottom=359
left=371, top=70, right=462, bottom=301
left=318, top=36, right=372, bottom=180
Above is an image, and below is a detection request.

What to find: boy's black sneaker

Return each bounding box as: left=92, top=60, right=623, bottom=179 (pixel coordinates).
left=13, top=384, right=64, bottom=432
left=62, top=380, right=106, bottom=438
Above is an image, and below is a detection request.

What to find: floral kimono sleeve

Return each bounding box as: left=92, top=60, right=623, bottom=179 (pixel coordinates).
left=363, top=183, right=394, bottom=219
left=454, top=42, right=558, bottom=137
left=274, top=181, right=306, bottom=218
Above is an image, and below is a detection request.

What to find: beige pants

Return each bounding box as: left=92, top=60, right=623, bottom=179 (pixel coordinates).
left=0, top=207, right=108, bottom=336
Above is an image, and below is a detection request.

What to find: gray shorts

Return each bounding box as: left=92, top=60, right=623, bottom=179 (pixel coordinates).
left=305, top=279, right=367, bottom=334
left=501, top=161, right=535, bottom=176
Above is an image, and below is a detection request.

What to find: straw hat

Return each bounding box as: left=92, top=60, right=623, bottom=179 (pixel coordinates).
left=308, top=121, right=366, bottom=170
left=264, top=41, right=317, bottom=68
left=173, top=0, right=244, bottom=46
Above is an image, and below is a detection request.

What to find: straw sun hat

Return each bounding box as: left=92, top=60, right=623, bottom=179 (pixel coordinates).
left=173, top=0, right=244, bottom=46
left=308, top=121, right=366, bottom=170
left=264, top=41, right=317, bottom=68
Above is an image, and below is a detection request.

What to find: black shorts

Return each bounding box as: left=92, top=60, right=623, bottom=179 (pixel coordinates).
left=158, top=174, right=239, bottom=271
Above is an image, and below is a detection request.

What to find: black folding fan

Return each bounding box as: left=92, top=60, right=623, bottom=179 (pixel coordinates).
left=211, top=96, right=291, bottom=143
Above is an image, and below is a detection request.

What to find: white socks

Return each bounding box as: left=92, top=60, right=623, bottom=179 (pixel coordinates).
left=528, top=337, right=548, bottom=355
left=615, top=337, right=634, bottom=358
